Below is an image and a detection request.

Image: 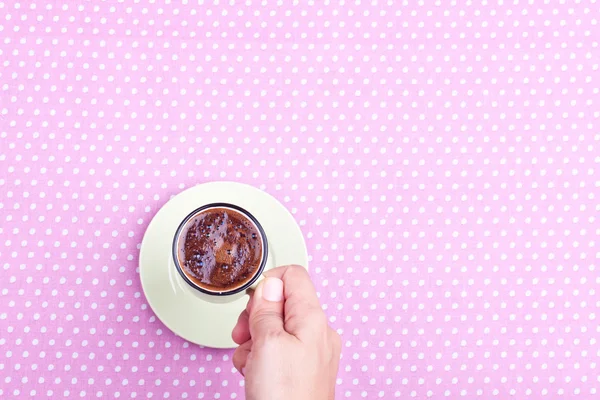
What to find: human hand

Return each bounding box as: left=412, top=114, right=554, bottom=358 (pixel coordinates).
left=231, top=265, right=341, bottom=400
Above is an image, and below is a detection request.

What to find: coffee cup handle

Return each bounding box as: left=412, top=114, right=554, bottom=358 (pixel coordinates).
left=246, top=241, right=274, bottom=292
left=247, top=275, right=263, bottom=291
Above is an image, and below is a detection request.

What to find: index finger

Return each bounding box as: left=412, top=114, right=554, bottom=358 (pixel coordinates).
left=264, top=265, right=326, bottom=340
left=231, top=292, right=254, bottom=345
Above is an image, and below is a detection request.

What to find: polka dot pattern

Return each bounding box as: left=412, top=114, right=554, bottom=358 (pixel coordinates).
left=1, top=0, right=599, bottom=398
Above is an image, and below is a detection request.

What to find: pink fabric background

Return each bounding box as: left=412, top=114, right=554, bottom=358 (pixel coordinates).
left=1, top=1, right=599, bottom=398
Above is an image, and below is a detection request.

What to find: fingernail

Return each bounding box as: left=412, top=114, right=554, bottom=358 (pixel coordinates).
left=262, top=277, right=284, bottom=302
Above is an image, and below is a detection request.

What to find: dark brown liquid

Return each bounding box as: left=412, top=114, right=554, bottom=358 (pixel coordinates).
left=178, top=207, right=263, bottom=292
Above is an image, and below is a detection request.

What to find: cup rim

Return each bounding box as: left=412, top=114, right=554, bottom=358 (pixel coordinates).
left=172, top=202, right=268, bottom=296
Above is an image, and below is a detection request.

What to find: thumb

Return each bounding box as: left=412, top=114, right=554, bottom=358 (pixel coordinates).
left=248, top=277, right=285, bottom=340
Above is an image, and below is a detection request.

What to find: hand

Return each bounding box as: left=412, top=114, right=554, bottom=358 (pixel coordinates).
left=231, top=265, right=341, bottom=400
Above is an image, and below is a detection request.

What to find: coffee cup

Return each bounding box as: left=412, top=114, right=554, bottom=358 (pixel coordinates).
left=172, top=203, right=269, bottom=303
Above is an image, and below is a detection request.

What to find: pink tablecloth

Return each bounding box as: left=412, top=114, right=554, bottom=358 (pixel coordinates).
left=1, top=1, right=599, bottom=398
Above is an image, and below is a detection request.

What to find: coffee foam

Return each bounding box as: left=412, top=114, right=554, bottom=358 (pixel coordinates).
left=177, top=207, right=263, bottom=292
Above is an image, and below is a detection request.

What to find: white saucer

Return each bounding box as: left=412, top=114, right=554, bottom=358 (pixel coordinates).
left=139, top=181, right=308, bottom=348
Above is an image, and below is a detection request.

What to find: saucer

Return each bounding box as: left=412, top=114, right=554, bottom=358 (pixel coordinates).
left=139, top=181, right=308, bottom=348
